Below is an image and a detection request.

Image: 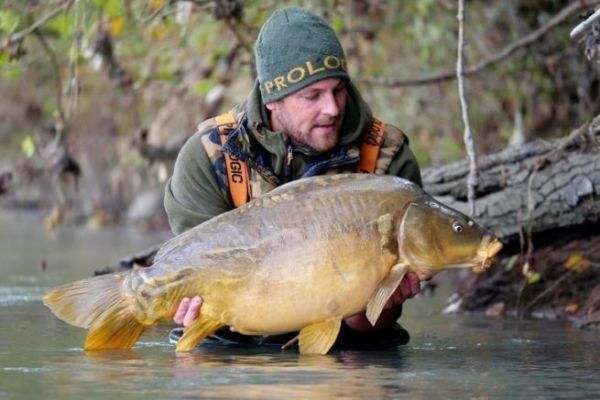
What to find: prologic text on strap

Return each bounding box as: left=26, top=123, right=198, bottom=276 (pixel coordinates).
left=215, top=112, right=252, bottom=208
left=357, top=118, right=386, bottom=174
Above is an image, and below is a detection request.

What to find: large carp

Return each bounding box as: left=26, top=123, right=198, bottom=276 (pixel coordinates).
left=44, top=174, right=502, bottom=355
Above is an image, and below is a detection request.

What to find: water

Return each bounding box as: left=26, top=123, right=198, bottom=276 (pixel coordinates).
left=1, top=211, right=598, bottom=399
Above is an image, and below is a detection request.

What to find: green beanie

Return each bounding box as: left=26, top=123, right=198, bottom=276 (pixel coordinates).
left=255, top=7, right=349, bottom=104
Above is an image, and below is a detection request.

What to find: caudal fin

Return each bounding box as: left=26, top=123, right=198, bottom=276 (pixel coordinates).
left=43, top=273, right=146, bottom=350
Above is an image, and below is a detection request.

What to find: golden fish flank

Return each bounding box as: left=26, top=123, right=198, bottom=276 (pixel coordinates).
left=43, top=174, right=502, bottom=355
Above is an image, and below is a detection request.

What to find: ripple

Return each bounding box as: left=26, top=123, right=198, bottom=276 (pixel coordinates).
left=0, top=286, right=48, bottom=306
left=3, top=367, right=52, bottom=373
left=9, top=275, right=41, bottom=284
left=136, top=341, right=173, bottom=348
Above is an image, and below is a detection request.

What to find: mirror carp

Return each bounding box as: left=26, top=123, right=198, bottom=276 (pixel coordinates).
left=44, top=174, right=502, bottom=355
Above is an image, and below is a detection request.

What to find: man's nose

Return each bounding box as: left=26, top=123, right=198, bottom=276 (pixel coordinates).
left=321, top=92, right=340, bottom=117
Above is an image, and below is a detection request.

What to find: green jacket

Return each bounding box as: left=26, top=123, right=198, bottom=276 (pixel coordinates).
left=164, top=81, right=422, bottom=235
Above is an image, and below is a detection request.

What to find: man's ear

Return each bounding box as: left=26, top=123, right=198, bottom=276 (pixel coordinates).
left=265, top=102, right=277, bottom=111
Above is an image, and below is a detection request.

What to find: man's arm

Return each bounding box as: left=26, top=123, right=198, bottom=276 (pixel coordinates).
left=164, top=131, right=232, bottom=235
left=387, top=137, right=423, bottom=187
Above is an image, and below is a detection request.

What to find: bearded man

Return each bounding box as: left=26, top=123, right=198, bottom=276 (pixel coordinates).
left=164, top=6, right=422, bottom=349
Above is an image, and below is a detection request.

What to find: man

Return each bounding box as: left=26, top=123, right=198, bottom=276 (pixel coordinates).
left=164, top=6, right=422, bottom=349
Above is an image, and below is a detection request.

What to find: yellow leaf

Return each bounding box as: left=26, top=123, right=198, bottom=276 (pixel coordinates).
left=150, top=25, right=169, bottom=41
left=564, top=303, right=579, bottom=314
left=21, top=135, right=35, bottom=157
left=109, top=17, right=124, bottom=37
left=522, top=262, right=541, bottom=284
left=526, top=272, right=541, bottom=284
left=150, top=0, right=165, bottom=8
left=86, top=210, right=116, bottom=230
left=44, top=204, right=66, bottom=231
left=564, top=253, right=591, bottom=274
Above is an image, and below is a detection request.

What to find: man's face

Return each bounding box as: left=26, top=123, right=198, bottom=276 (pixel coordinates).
left=266, top=78, right=348, bottom=153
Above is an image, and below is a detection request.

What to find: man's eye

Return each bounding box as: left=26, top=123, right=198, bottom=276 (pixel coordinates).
left=303, top=94, right=318, bottom=100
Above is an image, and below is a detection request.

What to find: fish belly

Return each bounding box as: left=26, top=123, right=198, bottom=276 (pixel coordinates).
left=215, top=234, right=388, bottom=335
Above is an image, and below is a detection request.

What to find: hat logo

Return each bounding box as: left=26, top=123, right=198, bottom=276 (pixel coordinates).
left=263, top=55, right=347, bottom=95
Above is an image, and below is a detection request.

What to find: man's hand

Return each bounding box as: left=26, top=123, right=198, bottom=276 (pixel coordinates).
left=344, top=272, right=420, bottom=332
left=173, top=295, right=203, bottom=327
left=383, top=271, right=421, bottom=310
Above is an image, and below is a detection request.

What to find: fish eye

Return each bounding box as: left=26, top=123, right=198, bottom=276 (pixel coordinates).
left=452, top=221, right=464, bottom=233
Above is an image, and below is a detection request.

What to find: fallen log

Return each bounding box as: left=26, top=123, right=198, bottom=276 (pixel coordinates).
left=423, top=114, right=600, bottom=244
left=426, top=114, right=600, bottom=328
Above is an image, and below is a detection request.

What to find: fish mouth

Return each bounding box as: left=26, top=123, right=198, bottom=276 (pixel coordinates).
left=473, top=236, right=503, bottom=274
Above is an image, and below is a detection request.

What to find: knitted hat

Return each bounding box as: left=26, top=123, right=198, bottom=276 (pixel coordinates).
left=255, top=7, right=349, bottom=103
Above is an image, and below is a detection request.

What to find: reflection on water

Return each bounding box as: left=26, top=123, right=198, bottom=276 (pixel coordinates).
left=1, top=211, right=598, bottom=399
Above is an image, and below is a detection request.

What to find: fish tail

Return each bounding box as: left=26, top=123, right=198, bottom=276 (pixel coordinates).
left=43, top=273, right=146, bottom=350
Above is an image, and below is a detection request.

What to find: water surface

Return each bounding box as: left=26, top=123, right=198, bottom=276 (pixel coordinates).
left=1, top=211, right=598, bottom=399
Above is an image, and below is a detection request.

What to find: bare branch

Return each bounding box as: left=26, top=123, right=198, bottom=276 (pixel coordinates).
left=456, top=0, right=478, bottom=216
left=570, top=8, right=600, bottom=39
left=177, top=0, right=215, bottom=5
left=137, top=0, right=174, bottom=24
left=33, top=31, right=65, bottom=123
left=1, top=0, right=75, bottom=51
left=362, top=0, right=600, bottom=87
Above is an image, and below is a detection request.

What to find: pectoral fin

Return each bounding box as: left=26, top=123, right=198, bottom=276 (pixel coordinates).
left=175, top=316, right=224, bottom=352
left=366, top=263, right=408, bottom=326
left=296, top=319, right=342, bottom=355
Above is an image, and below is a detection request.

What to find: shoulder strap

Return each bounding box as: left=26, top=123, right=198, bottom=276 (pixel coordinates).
left=215, top=111, right=251, bottom=208
left=356, top=118, right=386, bottom=174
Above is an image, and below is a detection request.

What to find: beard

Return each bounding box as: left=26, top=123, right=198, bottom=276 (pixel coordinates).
left=272, top=110, right=343, bottom=153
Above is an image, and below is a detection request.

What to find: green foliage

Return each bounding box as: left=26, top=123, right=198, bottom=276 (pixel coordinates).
left=0, top=9, right=22, bottom=35
left=440, top=136, right=464, bottom=163
left=3, top=63, right=20, bottom=80
left=410, top=142, right=431, bottom=168
left=195, top=80, right=214, bottom=96
left=330, top=15, right=343, bottom=34
left=21, top=135, right=35, bottom=158
left=0, top=0, right=595, bottom=171
left=1, top=50, right=20, bottom=80
left=44, top=14, right=72, bottom=39
left=526, top=271, right=542, bottom=285
left=414, top=0, right=438, bottom=16
left=93, top=0, right=124, bottom=18
left=158, top=67, right=175, bottom=83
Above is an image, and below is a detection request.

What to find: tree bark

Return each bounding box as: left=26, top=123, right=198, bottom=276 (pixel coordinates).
left=430, top=115, right=600, bottom=328
left=422, top=114, right=600, bottom=243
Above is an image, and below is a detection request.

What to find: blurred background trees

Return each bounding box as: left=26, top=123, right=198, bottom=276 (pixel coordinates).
left=1, top=0, right=599, bottom=229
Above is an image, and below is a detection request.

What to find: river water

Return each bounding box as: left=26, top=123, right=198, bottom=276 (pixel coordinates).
left=1, top=211, right=598, bottom=399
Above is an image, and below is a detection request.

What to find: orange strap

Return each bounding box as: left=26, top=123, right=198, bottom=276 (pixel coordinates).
left=215, top=112, right=251, bottom=208
left=356, top=118, right=386, bottom=173
left=215, top=115, right=384, bottom=207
